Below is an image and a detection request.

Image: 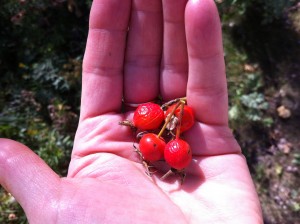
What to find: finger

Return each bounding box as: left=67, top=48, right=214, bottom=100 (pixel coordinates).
left=185, top=0, right=228, bottom=125
left=0, top=139, right=60, bottom=222
left=80, top=0, right=131, bottom=119
left=123, top=0, right=163, bottom=104
left=160, top=0, right=188, bottom=101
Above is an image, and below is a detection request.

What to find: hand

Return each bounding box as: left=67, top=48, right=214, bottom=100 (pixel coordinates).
left=0, top=0, right=263, bottom=223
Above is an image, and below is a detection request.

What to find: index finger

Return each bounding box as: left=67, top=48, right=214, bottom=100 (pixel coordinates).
left=186, top=0, right=228, bottom=126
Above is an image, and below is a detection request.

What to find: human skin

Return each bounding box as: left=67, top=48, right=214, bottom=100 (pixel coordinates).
left=0, top=0, right=263, bottom=223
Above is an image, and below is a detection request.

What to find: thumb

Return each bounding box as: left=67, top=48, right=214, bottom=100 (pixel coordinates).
left=0, top=138, right=60, bottom=220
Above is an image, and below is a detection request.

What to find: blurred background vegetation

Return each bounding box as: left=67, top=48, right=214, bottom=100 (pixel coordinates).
left=0, top=0, right=299, bottom=223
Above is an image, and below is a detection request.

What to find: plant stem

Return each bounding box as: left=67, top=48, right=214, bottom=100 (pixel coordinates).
left=175, top=102, right=185, bottom=138
left=161, top=97, right=187, bottom=110
left=161, top=169, right=174, bottom=180
left=180, top=97, right=187, bottom=102
left=157, top=101, right=181, bottom=138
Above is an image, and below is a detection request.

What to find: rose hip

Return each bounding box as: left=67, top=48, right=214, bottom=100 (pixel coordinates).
left=165, top=104, right=195, bottom=133
left=139, top=133, right=166, bottom=162
left=133, top=102, right=164, bottom=130
left=164, top=138, right=192, bottom=170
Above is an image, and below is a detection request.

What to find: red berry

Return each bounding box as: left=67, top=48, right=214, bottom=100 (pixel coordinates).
left=164, top=139, right=192, bottom=170
left=139, top=133, right=166, bottom=162
left=165, top=105, right=195, bottom=132
left=133, top=103, right=164, bottom=130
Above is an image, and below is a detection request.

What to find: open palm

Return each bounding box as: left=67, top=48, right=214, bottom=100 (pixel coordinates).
left=0, top=0, right=263, bottom=223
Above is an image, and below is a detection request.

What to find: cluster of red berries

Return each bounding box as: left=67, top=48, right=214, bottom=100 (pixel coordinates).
left=120, top=98, right=195, bottom=183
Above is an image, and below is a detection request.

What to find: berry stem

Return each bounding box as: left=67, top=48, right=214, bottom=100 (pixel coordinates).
left=160, top=168, right=186, bottom=184
left=175, top=102, right=185, bottom=138
left=160, top=169, right=174, bottom=180
left=157, top=101, right=181, bottom=138
left=161, top=97, right=187, bottom=110
left=119, top=120, right=137, bottom=132
left=161, top=98, right=180, bottom=110
left=180, top=97, right=187, bottom=102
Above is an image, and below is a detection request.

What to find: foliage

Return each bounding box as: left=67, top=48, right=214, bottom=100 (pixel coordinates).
left=0, top=189, right=27, bottom=224
left=223, top=30, right=273, bottom=130
left=0, top=90, right=75, bottom=174
left=292, top=153, right=300, bottom=166
left=31, top=59, right=70, bottom=92
left=0, top=0, right=88, bottom=98
left=217, top=0, right=298, bottom=23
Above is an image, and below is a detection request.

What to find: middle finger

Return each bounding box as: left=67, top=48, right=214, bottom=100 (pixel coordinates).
left=160, top=0, right=188, bottom=101
left=123, top=0, right=163, bottom=104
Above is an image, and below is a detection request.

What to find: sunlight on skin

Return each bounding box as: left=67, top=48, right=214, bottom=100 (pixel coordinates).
left=0, top=0, right=263, bottom=223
